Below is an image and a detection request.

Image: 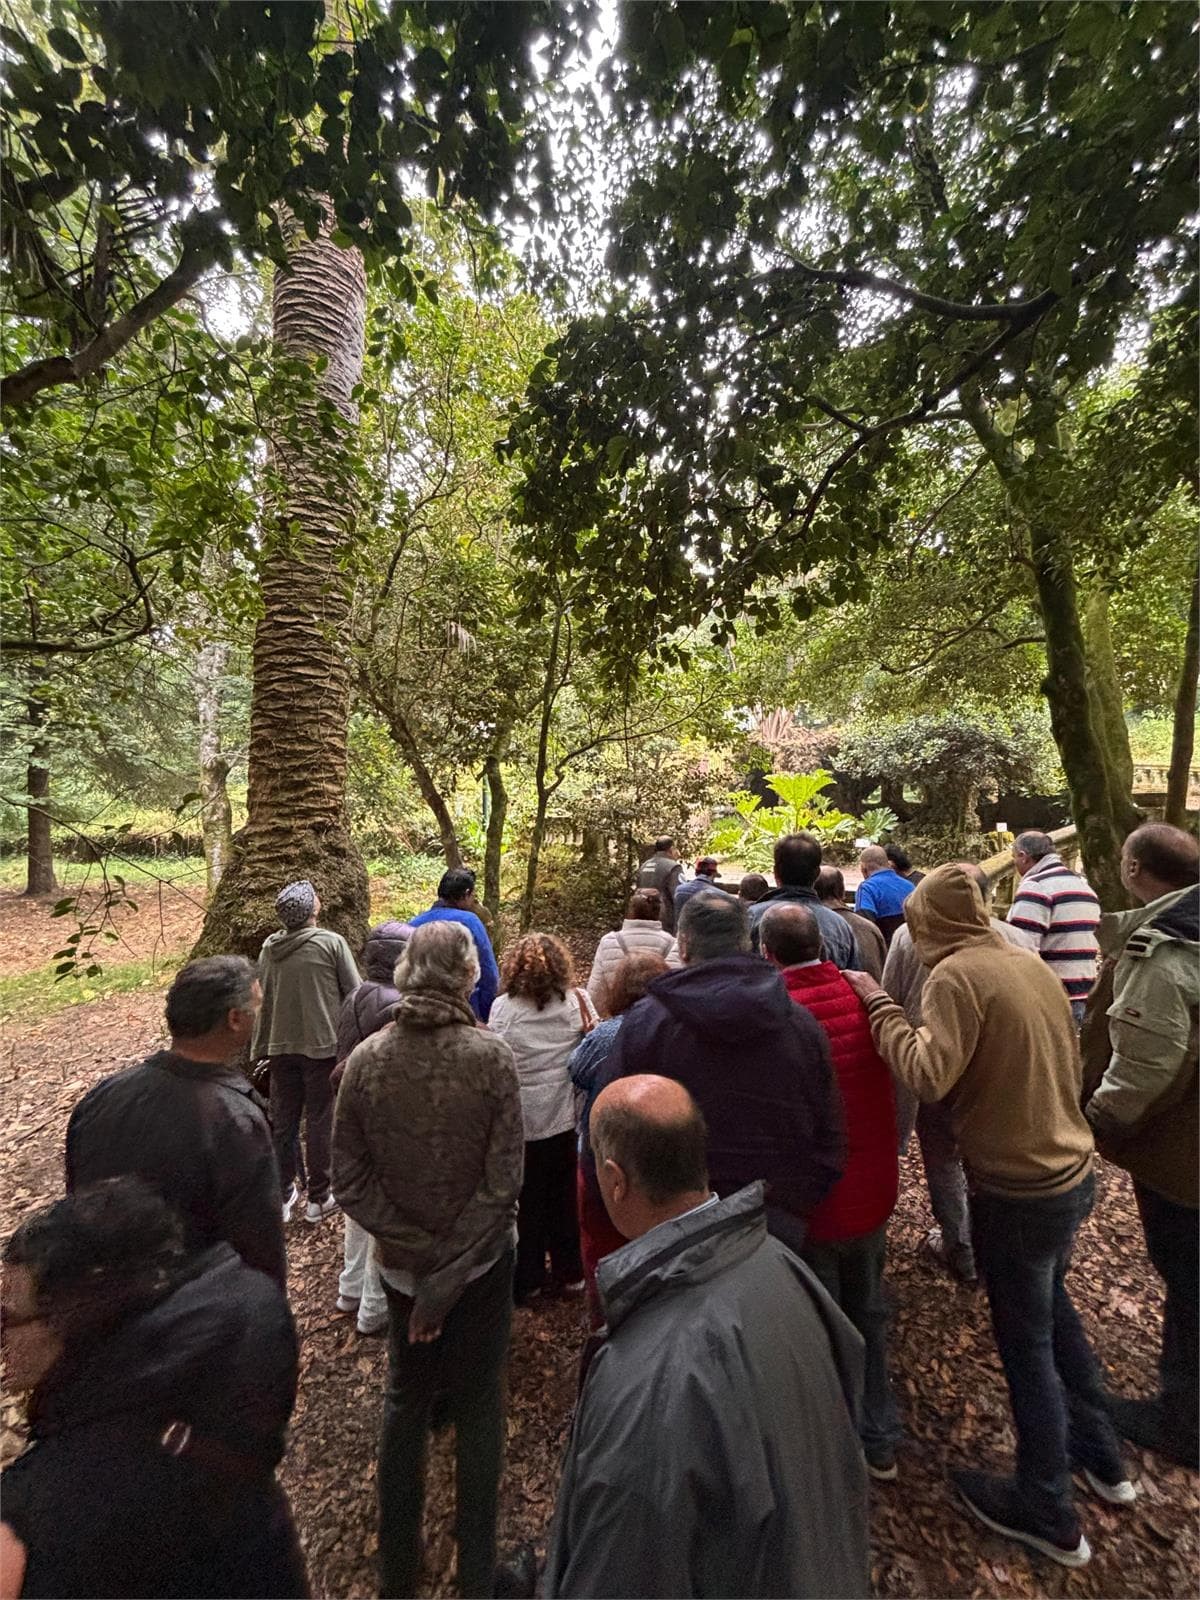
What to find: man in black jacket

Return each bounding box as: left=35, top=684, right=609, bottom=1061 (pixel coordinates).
left=66, top=956, right=286, bottom=1287
left=607, top=893, right=843, bottom=1253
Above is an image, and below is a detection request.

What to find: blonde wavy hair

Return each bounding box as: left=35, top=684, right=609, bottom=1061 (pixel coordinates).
left=500, top=932, right=574, bottom=1011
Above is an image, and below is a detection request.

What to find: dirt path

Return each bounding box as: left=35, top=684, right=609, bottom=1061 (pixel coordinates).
left=1, top=985, right=1196, bottom=1597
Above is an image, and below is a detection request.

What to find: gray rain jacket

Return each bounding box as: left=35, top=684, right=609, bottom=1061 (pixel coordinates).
left=545, top=1183, right=869, bottom=1599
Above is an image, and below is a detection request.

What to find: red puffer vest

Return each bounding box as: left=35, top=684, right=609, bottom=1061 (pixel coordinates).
left=782, top=961, right=899, bottom=1243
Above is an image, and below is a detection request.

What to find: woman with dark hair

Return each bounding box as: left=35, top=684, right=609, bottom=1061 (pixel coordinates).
left=884, top=843, right=925, bottom=886
left=585, top=890, right=677, bottom=1016
left=489, top=934, right=597, bottom=1304
left=568, top=951, right=671, bottom=1325
left=0, top=1179, right=304, bottom=1599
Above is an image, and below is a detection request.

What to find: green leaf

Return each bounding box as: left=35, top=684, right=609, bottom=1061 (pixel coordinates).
left=47, top=26, right=87, bottom=63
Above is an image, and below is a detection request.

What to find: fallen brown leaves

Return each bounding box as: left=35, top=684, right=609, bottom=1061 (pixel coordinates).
left=0, top=893, right=1195, bottom=1599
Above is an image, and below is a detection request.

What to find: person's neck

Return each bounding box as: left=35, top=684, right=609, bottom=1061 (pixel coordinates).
left=168, top=1035, right=236, bottom=1065
left=636, top=1187, right=713, bottom=1236
left=1136, top=879, right=1178, bottom=906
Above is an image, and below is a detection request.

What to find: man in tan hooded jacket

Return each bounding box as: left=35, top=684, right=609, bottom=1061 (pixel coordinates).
left=846, top=865, right=1128, bottom=1571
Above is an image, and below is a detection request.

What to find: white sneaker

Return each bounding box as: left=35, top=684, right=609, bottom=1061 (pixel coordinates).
left=356, top=1314, right=388, bottom=1337
left=281, top=1184, right=299, bottom=1224
left=1083, top=1468, right=1137, bottom=1505
left=305, top=1196, right=339, bottom=1223
left=335, top=1295, right=359, bottom=1315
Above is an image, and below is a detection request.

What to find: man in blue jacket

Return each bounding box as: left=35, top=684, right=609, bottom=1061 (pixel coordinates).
left=409, top=867, right=499, bottom=1021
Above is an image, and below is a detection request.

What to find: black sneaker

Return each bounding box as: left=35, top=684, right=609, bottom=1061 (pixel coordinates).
left=1107, top=1396, right=1199, bottom=1471
left=865, top=1444, right=898, bottom=1481
left=951, top=1469, right=1091, bottom=1568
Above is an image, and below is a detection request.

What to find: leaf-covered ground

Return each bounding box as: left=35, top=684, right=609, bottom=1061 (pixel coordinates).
left=0, top=908, right=1196, bottom=1599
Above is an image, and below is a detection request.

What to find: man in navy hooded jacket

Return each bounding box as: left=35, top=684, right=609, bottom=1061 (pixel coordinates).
left=606, top=890, right=844, bottom=1253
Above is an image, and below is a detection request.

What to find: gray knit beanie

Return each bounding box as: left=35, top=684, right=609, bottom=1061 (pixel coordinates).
left=276, top=880, right=317, bottom=930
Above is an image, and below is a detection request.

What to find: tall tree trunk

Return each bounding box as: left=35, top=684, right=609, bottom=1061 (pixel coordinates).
left=521, top=612, right=564, bottom=932
left=482, top=739, right=510, bottom=919
left=1081, top=588, right=1139, bottom=832
left=963, top=391, right=1127, bottom=906
left=194, top=221, right=369, bottom=957
left=383, top=708, right=463, bottom=869
left=1165, top=568, right=1200, bottom=828
left=196, top=633, right=233, bottom=897
left=24, top=691, right=56, bottom=896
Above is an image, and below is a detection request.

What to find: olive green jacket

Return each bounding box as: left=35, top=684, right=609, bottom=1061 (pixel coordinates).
left=1084, top=886, right=1198, bottom=1208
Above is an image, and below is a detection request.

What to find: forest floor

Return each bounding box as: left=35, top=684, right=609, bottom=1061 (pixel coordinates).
left=0, top=884, right=1196, bottom=1599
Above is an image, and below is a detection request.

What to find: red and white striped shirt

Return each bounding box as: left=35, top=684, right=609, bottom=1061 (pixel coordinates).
left=1007, top=853, right=1100, bottom=1001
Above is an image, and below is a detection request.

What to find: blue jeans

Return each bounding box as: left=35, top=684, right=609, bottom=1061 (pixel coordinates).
left=803, top=1223, right=901, bottom=1455
left=971, top=1174, right=1122, bottom=1524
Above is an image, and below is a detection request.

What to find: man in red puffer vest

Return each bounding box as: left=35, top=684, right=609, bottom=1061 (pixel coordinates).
left=761, top=902, right=902, bottom=1482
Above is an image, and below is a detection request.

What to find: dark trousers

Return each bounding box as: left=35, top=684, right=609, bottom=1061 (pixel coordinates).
left=378, top=1250, right=514, bottom=1598
left=1134, top=1181, right=1199, bottom=1446
left=269, top=1054, right=335, bottom=1203
left=972, top=1174, right=1123, bottom=1527
left=803, top=1223, right=901, bottom=1454
left=516, top=1131, right=582, bottom=1300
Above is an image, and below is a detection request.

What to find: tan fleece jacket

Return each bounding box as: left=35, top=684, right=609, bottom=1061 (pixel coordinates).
left=864, top=864, right=1093, bottom=1200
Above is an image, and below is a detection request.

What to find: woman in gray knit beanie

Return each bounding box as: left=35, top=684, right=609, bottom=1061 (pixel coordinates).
left=275, top=880, right=317, bottom=931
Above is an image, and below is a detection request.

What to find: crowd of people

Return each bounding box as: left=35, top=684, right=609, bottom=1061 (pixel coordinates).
left=0, top=821, right=1195, bottom=1598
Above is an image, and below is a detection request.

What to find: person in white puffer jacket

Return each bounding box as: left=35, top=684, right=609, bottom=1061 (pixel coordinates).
left=489, top=933, right=598, bottom=1304
left=586, top=891, right=679, bottom=1017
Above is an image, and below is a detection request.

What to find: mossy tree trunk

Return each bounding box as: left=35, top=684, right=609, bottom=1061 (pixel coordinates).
left=1081, top=587, right=1139, bottom=832
left=194, top=222, right=369, bottom=958
left=1165, top=569, right=1200, bottom=828
left=963, top=389, right=1128, bottom=907
left=482, top=736, right=510, bottom=921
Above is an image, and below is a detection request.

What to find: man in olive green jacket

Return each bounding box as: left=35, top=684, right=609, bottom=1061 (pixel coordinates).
left=1083, top=823, right=1199, bottom=1470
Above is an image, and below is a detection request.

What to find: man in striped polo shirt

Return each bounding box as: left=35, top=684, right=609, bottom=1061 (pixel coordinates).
left=1008, top=833, right=1100, bottom=1023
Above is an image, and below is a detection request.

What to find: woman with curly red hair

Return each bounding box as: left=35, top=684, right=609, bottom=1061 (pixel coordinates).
left=489, top=933, right=596, bottom=1304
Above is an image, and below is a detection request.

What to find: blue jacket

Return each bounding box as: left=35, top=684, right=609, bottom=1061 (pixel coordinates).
left=409, top=904, right=499, bottom=1020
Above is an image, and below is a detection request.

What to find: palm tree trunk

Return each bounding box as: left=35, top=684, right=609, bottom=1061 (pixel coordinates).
left=194, top=219, right=369, bottom=956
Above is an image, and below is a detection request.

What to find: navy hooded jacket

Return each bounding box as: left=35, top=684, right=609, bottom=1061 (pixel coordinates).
left=606, top=955, right=844, bottom=1249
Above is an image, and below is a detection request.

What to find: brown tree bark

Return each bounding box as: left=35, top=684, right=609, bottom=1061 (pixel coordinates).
left=962, top=390, right=1128, bottom=906
left=382, top=706, right=464, bottom=870
left=1165, top=568, right=1200, bottom=828
left=24, top=712, right=57, bottom=897
left=193, top=221, right=370, bottom=957
left=482, top=741, right=510, bottom=919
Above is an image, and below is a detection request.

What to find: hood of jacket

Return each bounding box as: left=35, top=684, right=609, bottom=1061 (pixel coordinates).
left=392, top=986, right=477, bottom=1031
left=904, top=864, right=1006, bottom=969
left=260, top=925, right=325, bottom=963
left=1150, top=884, right=1199, bottom=945
left=363, top=920, right=412, bottom=983
left=598, top=1182, right=766, bottom=1332
left=32, top=1243, right=294, bottom=1449
left=645, top=953, right=798, bottom=1043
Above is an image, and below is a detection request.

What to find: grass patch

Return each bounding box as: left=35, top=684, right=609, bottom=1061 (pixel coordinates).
left=0, top=856, right=208, bottom=897
left=0, top=950, right=184, bottom=1026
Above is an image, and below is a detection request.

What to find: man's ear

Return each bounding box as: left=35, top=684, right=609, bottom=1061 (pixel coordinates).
left=603, top=1158, right=628, bottom=1204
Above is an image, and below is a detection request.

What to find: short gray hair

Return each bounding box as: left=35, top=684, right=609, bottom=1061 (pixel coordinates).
left=677, top=891, right=749, bottom=964
left=1014, top=831, right=1055, bottom=861
left=166, top=956, right=257, bottom=1037
left=395, top=919, right=479, bottom=997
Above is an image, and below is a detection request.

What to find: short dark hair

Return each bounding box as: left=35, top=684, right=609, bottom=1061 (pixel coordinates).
left=773, top=831, right=823, bottom=888
left=607, top=952, right=670, bottom=1017
left=695, top=857, right=719, bottom=876
left=590, top=1095, right=709, bottom=1205
left=654, top=836, right=674, bottom=854
left=815, top=866, right=845, bottom=903
left=677, top=891, right=749, bottom=962
left=1126, top=823, right=1199, bottom=889
left=4, top=1177, right=183, bottom=1358
left=438, top=867, right=477, bottom=903
left=1014, top=831, right=1055, bottom=861
left=165, top=955, right=257, bottom=1038
left=884, top=843, right=912, bottom=873
left=759, top=903, right=823, bottom=966
left=738, top=872, right=769, bottom=902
